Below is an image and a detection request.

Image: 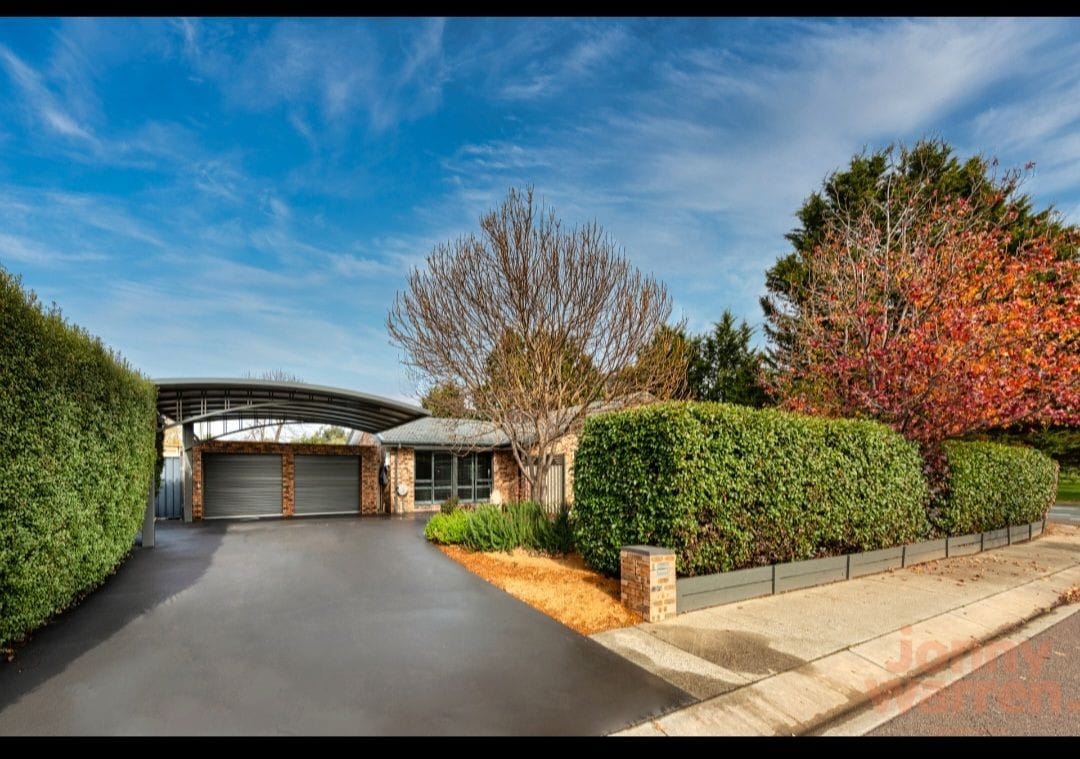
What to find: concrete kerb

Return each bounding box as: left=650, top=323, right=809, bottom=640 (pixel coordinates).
left=611, top=557, right=1080, bottom=736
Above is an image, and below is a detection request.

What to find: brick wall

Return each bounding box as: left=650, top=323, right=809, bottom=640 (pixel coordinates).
left=192, top=440, right=380, bottom=519
left=492, top=449, right=523, bottom=504
left=620, top=546, right=677, bottom=622
left=490, top=433, right=579, bottom=505
left=385, top=446, right=415, bottom=513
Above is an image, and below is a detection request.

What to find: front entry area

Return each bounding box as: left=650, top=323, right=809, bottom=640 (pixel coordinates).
left=203, top=453, right=283, bottom=519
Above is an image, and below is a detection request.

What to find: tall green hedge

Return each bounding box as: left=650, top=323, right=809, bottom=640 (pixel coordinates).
left=938, top=441, right=1057, bottom=535
left=572, top=402, right=930, bottom=576
left=1, top=269, right=157, bottom=646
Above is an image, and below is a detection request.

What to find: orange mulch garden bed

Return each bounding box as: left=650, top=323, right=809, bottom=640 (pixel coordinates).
left=439, top=545, right=639, bottom=635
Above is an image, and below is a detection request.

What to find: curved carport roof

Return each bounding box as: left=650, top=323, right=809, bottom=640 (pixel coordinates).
left=155, top=378, right=428, bottom=433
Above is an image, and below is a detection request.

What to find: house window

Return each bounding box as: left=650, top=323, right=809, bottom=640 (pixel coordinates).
left=414, top=451, right=493, bottom=506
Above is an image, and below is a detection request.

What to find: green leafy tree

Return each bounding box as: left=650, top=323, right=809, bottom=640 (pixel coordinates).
left=420, top=381, right=474, bottom=418
left=687, top=310, right=768, bottom=407
left=624, top=324, right=694, bottom=400
left=293, top=425, right=349, bottom=445
left=762, top=138, right=1071, bottom=370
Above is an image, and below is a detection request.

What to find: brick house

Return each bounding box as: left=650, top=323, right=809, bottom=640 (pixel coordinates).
left=366, top=394, right=655, bottom=514
left=361, top=417, right=579, bottom=514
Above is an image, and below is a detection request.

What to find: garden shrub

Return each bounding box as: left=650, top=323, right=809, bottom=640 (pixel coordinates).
left=573, top=401, right=931, bottom=576
left=423, top=501, right=573, bottom=555
left=0, top=268, right=158, bottom=646
left=440, top=495, right=461, bottom=515
left=463, top=504, right=517, bottom=552
left=424, top=510, right=469, bottom=544
left=938, top=441, right=1057, bottom=535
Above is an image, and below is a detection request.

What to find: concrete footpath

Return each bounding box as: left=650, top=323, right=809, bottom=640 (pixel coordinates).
left=593, top=523, right=1080, bottom=736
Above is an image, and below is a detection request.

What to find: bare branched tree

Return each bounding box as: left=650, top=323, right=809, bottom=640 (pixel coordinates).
left=387, top=186, right=687, bottom=504
left=236, top=369, right=305, bottom=442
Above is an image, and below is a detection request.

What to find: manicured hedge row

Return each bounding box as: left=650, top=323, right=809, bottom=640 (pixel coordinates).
left=938, top=441, right=1057, bottom=535
left=1, top=269, right=158, bottom=646
left=572, top=402, right=931, bottom=576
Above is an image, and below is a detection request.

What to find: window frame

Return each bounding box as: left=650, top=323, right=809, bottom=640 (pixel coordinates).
left=413, top=449, right=494, bottom=506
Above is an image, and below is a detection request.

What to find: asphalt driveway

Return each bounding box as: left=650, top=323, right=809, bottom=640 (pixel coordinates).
left=0, top=517, right=689, bottom=735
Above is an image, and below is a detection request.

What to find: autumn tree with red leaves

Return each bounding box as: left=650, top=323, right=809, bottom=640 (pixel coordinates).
left=770, top=176, right=1078, bottom=445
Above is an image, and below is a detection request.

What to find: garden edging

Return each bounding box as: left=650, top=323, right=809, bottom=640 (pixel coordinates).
left=622, top=519, right=1048, bottom=619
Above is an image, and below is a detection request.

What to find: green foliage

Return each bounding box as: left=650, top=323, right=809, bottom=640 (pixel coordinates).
left=154, top=425, right=165, bottom=497
left=421, top=381, right=476, bottom=419
left=292, top=425, right=349, bottom=445
left=424, top=510, right=470, bottom=544
left=938, top=441, right=1058, bottom=534
left=573, top=401, right=930, bottom=576
left=423, top=501, right=573, bottom=555
left=687, top=310, right=768, bottom=407
left=463, top=504, right=520, bottom=552
left=483, top=328, right=601, bottom=404
left=440, top=495, right=461, bottom=515
left=545, top=506, right=575, bottom=556
left=976, top=427, right=1080, bottom=473
left=1, top=268, right=158, bottom=646
left=1059, top=473, right=1080, bottom=504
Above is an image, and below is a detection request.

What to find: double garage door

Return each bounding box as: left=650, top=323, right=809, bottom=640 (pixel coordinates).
left=203, top=453, right=360, bottom=518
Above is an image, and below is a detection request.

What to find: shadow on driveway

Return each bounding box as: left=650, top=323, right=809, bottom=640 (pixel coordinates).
left=1, top=522, right=224, bottom=711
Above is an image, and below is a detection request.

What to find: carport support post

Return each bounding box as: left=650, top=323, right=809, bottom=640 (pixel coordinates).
left=181, top=422, right=195, bottom=523
left=142, top=474, right=156, bottom=548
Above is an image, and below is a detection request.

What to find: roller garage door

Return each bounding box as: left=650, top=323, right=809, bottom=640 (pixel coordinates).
left=203, top=453, right=283, bottom=518
left=294, top=455, right=360, bottom=515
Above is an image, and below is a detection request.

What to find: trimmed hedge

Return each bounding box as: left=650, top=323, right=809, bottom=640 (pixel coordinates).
left=1, top=268, right=158, bottom=646
left=938, top=441, right=1058, bottom=535
left=573, top=402, right=930, bottom=576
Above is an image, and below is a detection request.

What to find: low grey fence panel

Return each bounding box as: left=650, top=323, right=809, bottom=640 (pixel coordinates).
left=674, top=520, right=1047, bottom=616
left=946, top=532, right=982, bottom=557
left=849, top=546, right=903, bottom=578
left=774, top=555, right=848, bottom=593
left=1009, top=524, right=1031, bottom=544
left=903, top=538, right=947, bottom=567
left=677, top=565, right=773, bottom=612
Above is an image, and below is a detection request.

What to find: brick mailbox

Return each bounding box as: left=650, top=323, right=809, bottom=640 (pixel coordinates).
left=620, top=545, right=677, bottom=622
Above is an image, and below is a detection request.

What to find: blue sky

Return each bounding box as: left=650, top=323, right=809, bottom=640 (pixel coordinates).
left=2, top=18, right=1078, bottom=403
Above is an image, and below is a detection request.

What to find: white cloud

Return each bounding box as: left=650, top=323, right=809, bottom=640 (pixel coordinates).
left=498, top=24, right=629, bottom=100
left=0, top=231, right=108, bottom=266
left=0, top=45, right=99, bottom=145
left=178, top=19, right=449, bottom=134
left=434, top=19, right=1079, bottom=337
